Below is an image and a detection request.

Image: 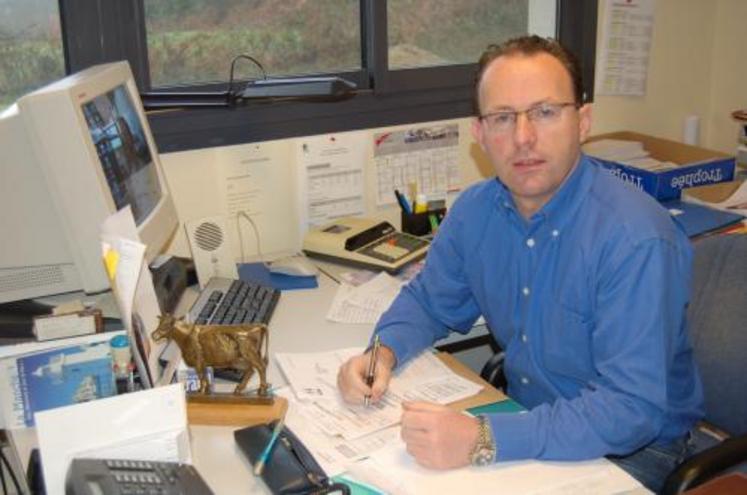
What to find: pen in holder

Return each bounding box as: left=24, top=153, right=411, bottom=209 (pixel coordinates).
left=401, top=207, right=446, bottom=237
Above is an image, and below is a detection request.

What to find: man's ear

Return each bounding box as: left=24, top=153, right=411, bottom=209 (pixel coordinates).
left=471, top=117, right=487, bottom=152
left=577, top=103, right=593, bottom=142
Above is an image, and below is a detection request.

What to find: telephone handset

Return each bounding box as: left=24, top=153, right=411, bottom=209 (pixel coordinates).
left=65, top=458, right=214, bottom=495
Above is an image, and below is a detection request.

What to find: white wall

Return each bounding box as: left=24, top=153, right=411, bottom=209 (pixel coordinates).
left=705, top=0, right=747, bottom=153
left=592, top=0, right=747, bottom=154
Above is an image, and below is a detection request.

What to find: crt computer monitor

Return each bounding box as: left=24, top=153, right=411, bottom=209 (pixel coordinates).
left=0, top=61, right=178, bottom=303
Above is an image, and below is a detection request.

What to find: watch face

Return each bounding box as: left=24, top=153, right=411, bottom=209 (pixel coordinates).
left=472, top=447, right=495, bottom=466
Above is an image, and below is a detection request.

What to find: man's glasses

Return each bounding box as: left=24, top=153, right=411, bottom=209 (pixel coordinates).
left=479, top=102, right=578, bottom=134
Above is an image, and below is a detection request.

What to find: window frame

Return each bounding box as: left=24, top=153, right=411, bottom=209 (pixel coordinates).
left=58, top=0, right=597, bottom=153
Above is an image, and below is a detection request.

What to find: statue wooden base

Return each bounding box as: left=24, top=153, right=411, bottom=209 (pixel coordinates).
left=187, top=395, right=287, bottom=426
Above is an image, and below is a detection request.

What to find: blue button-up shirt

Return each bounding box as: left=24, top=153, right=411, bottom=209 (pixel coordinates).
left=376, top=154, right=704, bottom=461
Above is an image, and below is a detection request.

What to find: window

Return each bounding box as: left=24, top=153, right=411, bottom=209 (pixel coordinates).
left=0, top=0, right=64, bottom=110
left=144, top=1, right=362, bottom=87
left=387, top=0, right=533, bottom=70
left=51, top=0, right=596, bottom=152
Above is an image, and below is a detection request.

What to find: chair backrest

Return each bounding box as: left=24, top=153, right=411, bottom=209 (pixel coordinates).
left=687, top=234, right=747, bottom=437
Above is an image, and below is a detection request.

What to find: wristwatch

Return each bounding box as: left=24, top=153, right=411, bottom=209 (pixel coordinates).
left=470, top=415, right=497, bottom=466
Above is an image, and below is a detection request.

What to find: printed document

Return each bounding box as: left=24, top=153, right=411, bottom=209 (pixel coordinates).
left=326, top=272, right=404, bottom=324
left=275, top=349, right=483, bottom=441
left=295, top=131, right=367, bottom=231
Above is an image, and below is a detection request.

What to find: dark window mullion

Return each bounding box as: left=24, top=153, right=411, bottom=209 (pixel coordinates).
left=557, top=0, right=597, bottom=103
left=58, top=0, right=151, bottom=89
left=362, top=0, right=389, bottom=93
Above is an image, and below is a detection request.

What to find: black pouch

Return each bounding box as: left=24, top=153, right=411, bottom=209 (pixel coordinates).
left=234, top=421, right=350, bottom=495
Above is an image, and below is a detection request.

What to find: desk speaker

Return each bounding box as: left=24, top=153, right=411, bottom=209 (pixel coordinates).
left=184, top=216, right=238, bottom=288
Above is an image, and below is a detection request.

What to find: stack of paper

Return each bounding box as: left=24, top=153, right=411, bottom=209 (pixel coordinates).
left=583, top=138, right=677, bottom=172
left=274, top=349, right=483, bottom=476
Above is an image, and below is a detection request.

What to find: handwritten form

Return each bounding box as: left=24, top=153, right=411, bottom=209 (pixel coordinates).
left=274, top=349, right=483, bottom=475
left=595, top=0, right=656, bottom=97
left=374, top=124, right=461, bottom=206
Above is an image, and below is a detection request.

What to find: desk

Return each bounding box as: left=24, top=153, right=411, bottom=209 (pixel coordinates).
left=6, top=268, right=644, bottom=494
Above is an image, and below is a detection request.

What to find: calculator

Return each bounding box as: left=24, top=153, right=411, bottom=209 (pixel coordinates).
left=302, top=217, right=429, bottom=273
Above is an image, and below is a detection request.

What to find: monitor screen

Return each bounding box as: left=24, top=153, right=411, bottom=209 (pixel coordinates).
left=81, top=85, right=162, bottom=225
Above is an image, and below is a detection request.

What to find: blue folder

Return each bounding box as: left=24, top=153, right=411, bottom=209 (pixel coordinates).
left=237, top=262, right=318, bottom=291
left=664, top=200, right=745, bottom=238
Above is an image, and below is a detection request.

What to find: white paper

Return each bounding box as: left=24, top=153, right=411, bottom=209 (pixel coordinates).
left=277, top=388, right=400, bottom=477
left=276, top=349, right=482, bottom=441
left=351, top=437, right=643, bottom=495
left=326, top=272, right=405, bottom=324
left=295, top=132, right=367, bottom=232
left=217, top=141, right=299, bottom=258
left=100, top=206, right=164, bottom=387
left=326, top=283, right=382, bottom=324
left=595, top=0, right=656, bottom=96
left=373, top=124, right=460, bottom=206
left=35, top=383, right=190, bottom=495
left=275, top=347, right=360, bottom=401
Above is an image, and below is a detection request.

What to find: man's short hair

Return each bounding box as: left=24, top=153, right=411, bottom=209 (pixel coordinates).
left=473, top=35, right=584, bottom=114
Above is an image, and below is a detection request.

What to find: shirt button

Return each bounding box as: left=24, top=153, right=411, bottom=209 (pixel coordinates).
left=526, top=238, right=535, bottom=248
left=521, top=377, right=529, bottom=385
left=552, top=229, right=559, bottom=237
left=521, top=334, right=528, bottom=343
left=522, top=287, right=530, bottom=296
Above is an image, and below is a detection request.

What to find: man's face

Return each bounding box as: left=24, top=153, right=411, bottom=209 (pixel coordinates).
left=471, top=52, right=592, bottom=217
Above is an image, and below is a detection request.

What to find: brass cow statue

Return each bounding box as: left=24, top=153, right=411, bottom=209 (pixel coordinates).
left=152, top=314, right=270, bottom=396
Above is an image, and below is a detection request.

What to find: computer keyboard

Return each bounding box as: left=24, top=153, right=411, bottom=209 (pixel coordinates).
left=187, top=277, right=280, bottom=326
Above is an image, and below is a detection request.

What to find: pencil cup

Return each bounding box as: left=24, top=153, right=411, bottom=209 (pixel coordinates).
left=401, top=207, right=446, bottom=236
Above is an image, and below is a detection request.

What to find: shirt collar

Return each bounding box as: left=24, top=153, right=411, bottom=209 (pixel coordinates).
left=492, top=153, right=595, bottom=232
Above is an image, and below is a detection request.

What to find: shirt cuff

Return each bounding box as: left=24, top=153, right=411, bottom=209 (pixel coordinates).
left=486, top=411, right=540, bottom=461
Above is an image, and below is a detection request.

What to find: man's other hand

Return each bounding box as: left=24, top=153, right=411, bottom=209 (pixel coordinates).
left=401, top=401, right=480, bottom=469
left=337, top=344, right=396, bottom=404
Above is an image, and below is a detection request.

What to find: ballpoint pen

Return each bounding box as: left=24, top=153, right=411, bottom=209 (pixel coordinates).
left=363, top=335, right=381, bottom=407
left=253, top=415, right=286, bottom=476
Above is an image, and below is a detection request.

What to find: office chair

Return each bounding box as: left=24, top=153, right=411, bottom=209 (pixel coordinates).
left=479, top=234, right=747, bottom=494
left=661, top=233, right=747, bottom=494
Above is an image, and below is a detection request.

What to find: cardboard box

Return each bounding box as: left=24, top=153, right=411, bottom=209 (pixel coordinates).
left=585, top=131, right=736, bottom=201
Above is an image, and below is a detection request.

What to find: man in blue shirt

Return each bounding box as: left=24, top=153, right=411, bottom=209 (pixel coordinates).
left=337, top=35, right=703, bottom=491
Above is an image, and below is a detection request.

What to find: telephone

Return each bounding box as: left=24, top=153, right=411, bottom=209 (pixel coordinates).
left=65, top=458, right=214, bottom=495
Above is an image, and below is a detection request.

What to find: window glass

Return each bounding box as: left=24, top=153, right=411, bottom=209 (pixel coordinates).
left=0, top=0, right=64, bottom=109
left=388, top=0, right=554, bottom=69
left=144, top=0, right=361, bottom=88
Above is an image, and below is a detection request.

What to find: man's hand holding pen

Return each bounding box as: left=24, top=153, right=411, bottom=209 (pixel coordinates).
left=337, top=336, right=396, bottom=406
